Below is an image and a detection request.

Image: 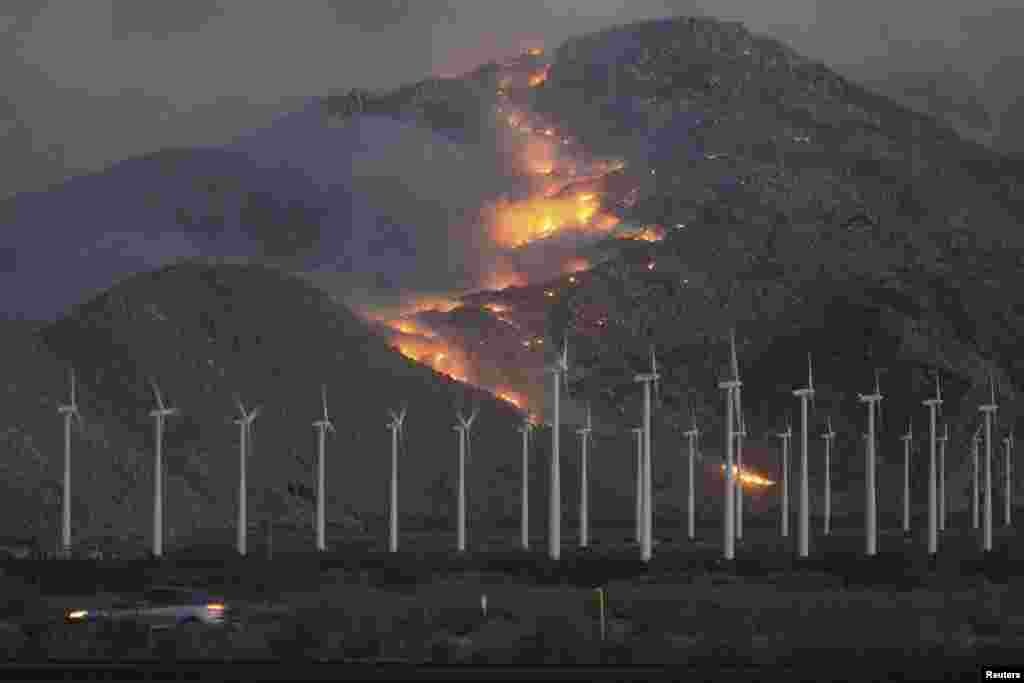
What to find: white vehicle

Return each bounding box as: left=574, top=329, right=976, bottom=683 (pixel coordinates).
left=66, top=586, right=235, bottom=631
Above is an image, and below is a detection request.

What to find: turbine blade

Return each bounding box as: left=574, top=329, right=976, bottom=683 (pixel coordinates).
left=234, top=395, right=246, bottom=418
left=808, top=352, right=813, bottom=390
left=70, top=368, right=77, bottom=406
left=321, top=384, right=328, bottom=419
left=729, top=328, right=739, bottom=381
left=150, top=379, right=165, bottom=410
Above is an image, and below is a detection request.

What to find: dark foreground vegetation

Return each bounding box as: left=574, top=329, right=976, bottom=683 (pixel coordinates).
left=0, top=520, right=1020, bottom=679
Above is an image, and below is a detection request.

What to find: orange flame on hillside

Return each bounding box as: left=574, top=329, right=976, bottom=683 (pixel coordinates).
left=488, top=191, right=615, bottom=248
left=720, top=464, right=776, bottom=488
left=528, top=66, right=550, bottom=87
left=625, top=225, right=666, bottom=242
left=563, top=257, right=590, bottom=274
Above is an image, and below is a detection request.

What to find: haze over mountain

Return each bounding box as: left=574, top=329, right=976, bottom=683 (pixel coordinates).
left=3, top=1, right=1022, bottom=201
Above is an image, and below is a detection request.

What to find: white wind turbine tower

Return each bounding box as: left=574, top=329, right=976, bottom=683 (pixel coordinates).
left=634, top=346, right=660, bottom=563
left=233, top=396, right=260, bottom=557
left=683, top=405, right=701, bottom=541
left=821, top=417, right=835, bottom=536
left=793, top=353, right=815, bottom=558
left=453, top=407, right=478, bottom=553
left=1004, top=432, right=1014, bottom=527
left=631, top=427, right=644, bottom=544
left=775, top=421, right=792, bottom=538
left=149, top=380, right=178, bottom=559
left=518, top=418, right=534, bottom=550
left=971, top=424, right=982, bottom=530
left=576, top=402, right=593, bottom=548
left=386, top=405, right=407, bottom=553
left=719, top=329, right=741, bottom=560
left=939, top=423, right=948, bottom=532
left=57, top=369, right=83, bottom=555
left=979, top=374, right=997, bottom=552
left=546, top=337, right=569, bottom=561
left=858, top=370, right=883, bottom=556
left=900, top=419, right=913, bottom=534
left=312, top=385, right=334, bottom=552
left=922, top=372, right=942, bottom=555
left=735, top=411, right=747, bottom=542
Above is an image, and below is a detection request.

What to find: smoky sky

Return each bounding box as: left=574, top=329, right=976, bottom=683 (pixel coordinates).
left=3, top=1, right=1023, bottom=199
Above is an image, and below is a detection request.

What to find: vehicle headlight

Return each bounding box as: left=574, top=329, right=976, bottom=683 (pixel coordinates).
left=67, top=610, right=89, bottom=620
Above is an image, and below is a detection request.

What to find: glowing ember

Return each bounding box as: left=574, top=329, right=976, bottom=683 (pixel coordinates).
left=568, top=275, right=576, bottom=284
left=720, top=464, right=776, bottom=487
left=647, top=261, right=656, bottom=271
left=563, top=257, right=591, bottom=274
left=527, top=66, right=550, bottom=87
left=496, top=389, right=527, bottom=409
left=484, top=303, right=509, bottom=314
left=526, top=47, right=544, bottom=56
left=625, top=225, right=666, bottom=242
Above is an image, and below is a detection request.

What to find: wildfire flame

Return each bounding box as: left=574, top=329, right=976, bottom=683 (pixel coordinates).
left=393, top=335, right=470, bottom=382
left=720, top=464, right=776, bottom=488
left=625, top=225, right=666, bottom=242
left=563, top=257, right=590, bottom=274
left=527, top=66, right=550, bottom=87
left=388, top=319, right=437, bottom=339
left=487, top=192, right=617, bottom=248
left=496, top=389, right=527, bottom=409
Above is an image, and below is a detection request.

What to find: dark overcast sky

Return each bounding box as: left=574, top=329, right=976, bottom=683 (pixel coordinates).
left=3, top=0, right=1022, bottom=199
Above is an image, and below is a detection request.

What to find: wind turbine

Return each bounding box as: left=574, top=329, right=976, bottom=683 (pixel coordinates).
left=979, top=374, right=998, bottom=552
left=1004, top=432, right=1014, bottom=527
left=775, top=421, right=793, bottom=538
left=922, top=372, right=942, bottom=555
left=683, top=404, right=701, bottom=541
left=453, top=407, right=478, bottom=553
left=233, top=396, right=260, bottom=557
left=518, top=418, right=534, bottom=550
left=821, top=417, right=835, bottom=536
left=718, top=329, right=741, bottom=560
left=631, top=427, right=644, bottom=544
left=858, top=370, right=883, bottom=556
left=938, top=422, right=949, bottom=532
left=546, top=337, right=569, bottom=561
left=57, top=369, right=83, bottom=555
left=576, top=402, right=593, bottom=548
left=386, top=405, right=407, bottom=553
left=634, top=345, right=660, bottom=562
left=312, top=385, right=334, bottom=552
left=149, top=380, right=178, bottom=559
left=971, top=424, right=982, bottom=530
left=735, top=411, right=747, bottom=542
left=793, top=352, right=815, bottom=558
left=900, top=419, right=913, bottom=534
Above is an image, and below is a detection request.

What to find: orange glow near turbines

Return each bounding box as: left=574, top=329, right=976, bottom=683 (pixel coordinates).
left=720, top=464, right=776, bottom=488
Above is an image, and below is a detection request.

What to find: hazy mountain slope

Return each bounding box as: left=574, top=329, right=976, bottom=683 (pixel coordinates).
left=525, top=16, right=1024, bottom=512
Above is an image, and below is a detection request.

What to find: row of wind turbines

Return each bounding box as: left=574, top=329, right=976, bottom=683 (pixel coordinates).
left=52, top=328, right=1015, bottom=562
